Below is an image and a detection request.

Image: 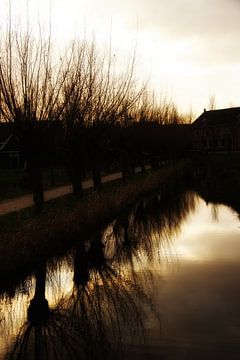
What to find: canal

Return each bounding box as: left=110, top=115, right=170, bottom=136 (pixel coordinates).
left=1, top=175, right=240, bottom=359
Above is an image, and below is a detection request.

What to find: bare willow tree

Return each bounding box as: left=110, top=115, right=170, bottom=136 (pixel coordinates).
left=122, top=91, right=191, bottom=170
left=208, top=94, right=216, bottom=110
left=83, top=46, right=144, bottom=189
left=61, top=41, right=145, bottom=192
left=0, top=26, right=75, bottom=212
left=61, top=41, right=95, bottom=196
left=146, top=93, right=184, bottom=124
left=120, top=91, right=186, bottom=171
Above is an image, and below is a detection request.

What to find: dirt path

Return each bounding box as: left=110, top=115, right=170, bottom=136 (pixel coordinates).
left=0, top=171, right=123, bottom=216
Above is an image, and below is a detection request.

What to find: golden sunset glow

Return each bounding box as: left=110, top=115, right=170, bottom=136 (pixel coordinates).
left=1, top=0, right=240, bottom=114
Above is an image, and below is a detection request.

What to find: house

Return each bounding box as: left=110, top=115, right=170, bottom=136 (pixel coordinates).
left=0, top=122, right=22, bottom=168
left=0, top=120, right=65, bottom=169
left=192, top=107, right=240, bottom=152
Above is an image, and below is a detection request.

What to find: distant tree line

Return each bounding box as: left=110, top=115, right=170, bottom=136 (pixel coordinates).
left=0, top=28, right=192, bottom=213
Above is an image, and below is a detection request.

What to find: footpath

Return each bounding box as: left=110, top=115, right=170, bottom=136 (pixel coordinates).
left=0, top=171, right=123, bottom=216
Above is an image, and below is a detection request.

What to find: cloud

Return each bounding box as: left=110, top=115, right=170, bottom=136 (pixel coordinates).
left=107, top=0, right=240, bottom=65
left=118, top=0, right=240, bottom=37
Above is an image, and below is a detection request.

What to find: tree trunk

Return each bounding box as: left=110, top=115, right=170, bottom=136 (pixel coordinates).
left=28, top=263, right=49, bottom=323
left=92, top=158, right=102, bottom=191
left=88, top=229, right=105, bottom=267
left=139, top=153, right=146, bottom=172
left=50, top=166, right=56, bottom=186
left=29, top=161, right=44, bottom=214
left=150, top=155, right=159, bottom=170
left=74, top=241, right=89, bottom=286
left=72, top=165, right=83, bottom=197
left=121, top=152, right=131, bottom=179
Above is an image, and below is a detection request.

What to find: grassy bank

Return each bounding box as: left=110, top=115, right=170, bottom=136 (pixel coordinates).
left=0, top=159, right=190, bottom=291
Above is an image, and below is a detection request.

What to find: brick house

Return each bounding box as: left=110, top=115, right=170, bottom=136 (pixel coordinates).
left=192, top=107, right=240, bottom=152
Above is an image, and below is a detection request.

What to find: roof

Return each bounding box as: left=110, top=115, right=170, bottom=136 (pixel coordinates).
left=193, top=107, right=240, bottom=127
left=0, top=122, right=22, bottom=152
left=0, top=134, right=13, bottom=151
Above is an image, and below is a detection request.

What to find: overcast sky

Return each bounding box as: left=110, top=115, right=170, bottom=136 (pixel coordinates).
left=1, top=0, right=240, bottom=115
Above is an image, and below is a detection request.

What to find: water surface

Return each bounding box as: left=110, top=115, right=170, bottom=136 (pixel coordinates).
left=1, top=182, right=240, bottom=359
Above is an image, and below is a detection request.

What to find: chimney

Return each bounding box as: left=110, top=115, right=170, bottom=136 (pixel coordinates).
left=204, top=108, right=206, bottom=112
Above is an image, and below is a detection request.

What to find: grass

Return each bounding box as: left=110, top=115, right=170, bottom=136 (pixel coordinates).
left=0, top=159, right=190, bottom=292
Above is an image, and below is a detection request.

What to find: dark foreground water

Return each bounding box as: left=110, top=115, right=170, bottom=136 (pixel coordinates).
left=1, top=178, right=240, bottom=359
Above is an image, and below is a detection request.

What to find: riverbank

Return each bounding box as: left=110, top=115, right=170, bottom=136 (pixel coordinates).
left=0, top=170, right=126, bottom=216
left=0, top=159, right=190, bottom=292
left=192, top=152, right=240, bottom=215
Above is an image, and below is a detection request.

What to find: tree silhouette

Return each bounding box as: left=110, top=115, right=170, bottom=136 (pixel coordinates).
left=0, top=24, right=76, bottom=212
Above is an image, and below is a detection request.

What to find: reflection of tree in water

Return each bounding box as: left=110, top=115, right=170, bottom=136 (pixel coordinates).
left=211, top=204, right=219, bottom=222
left=5, top=179, right=196, bottom=360
left=112, top=181, right=197, bottom=265
left=5, top=263, right=80, bottom=360
left=5, top=233, right=159, bottom=359
left=70, top=229, right=158, bottom=360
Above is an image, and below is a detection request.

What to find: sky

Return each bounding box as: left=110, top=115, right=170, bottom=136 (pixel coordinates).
left=1, top=0, right=240, bottom=116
